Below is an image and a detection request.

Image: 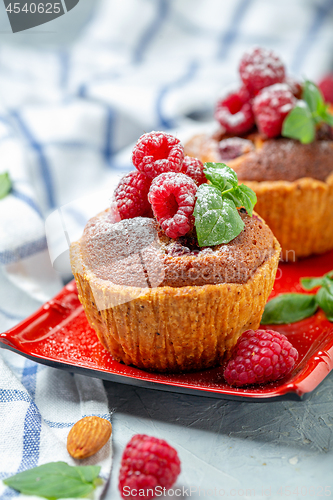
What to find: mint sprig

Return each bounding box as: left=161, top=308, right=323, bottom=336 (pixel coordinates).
left=3, top=462, right=102, bottom=499
left=194, top=163, right=257, bottom=247
left=261, top=270, right=333, bottom=325
left=282, top=80, right=333, bottom=144
left=0, top=171, right=12, bottom=200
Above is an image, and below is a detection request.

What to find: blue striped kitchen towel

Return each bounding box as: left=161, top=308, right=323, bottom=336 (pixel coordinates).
left=0, top=0, right=333, bottom=498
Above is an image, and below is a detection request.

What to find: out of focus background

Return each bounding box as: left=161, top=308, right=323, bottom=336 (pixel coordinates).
left=1, top=0, right=333, bottom=328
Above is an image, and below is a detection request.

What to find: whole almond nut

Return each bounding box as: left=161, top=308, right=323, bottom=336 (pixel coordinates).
left=67, top=416, right=112, bottom=459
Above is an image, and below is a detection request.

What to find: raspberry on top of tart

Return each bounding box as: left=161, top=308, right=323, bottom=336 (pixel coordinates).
left=70, top=131, right=280, bottom=373
left=185, top=47, right=333, bottom=260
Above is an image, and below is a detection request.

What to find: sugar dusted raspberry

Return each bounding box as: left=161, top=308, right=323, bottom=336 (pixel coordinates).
left=239, top=47, right=285, bottom=95
left=253, top=83, right=296, bottom=138
left=114, top=171, right=151, bottom=220
left=180, top=156, right=206, bottom=186
left=132, top=131, right=184, bottom=179
left=118, top=434, right=181, bottom=500
left=224, top=329, right=298, bottom=387
left=318, top=74, right=333, bottom=104
left=148, top=172, right=197, bottom=239
left=215, top=86, right=255, bottom=135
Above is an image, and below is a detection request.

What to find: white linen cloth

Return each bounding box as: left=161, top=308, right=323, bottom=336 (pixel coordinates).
left=0, top=0, right=333, bottom=498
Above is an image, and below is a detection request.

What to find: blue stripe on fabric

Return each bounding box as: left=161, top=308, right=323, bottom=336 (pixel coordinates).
left=0, top=363, right=40, bottom=498
left=11, top=111, right=56, bottom=209
left=0, top=236, right=48, bottom=265
left=0, top=307, right=26, bottom=321
left=17, top=360, right=41, bottom=473
left=217, top=0, right=253, bottom=60
left=0, top=389, right=32, bottom=403
left=104, top=106, right=115, bottom=163
left=156, top=60, right=199, bottom=129
left=290, top=0, right=333, bottom=74
left=44, top=413, right=111, bottom=428
left=11, top=189, right=44, bottom=219
left=132, top=0, right=169, bottom=63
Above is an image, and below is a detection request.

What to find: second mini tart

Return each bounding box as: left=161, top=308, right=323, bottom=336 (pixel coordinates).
left=185, top=132, right=333, bottom=260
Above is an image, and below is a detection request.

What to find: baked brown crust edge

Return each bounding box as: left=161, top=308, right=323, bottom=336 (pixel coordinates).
left=70, top=238, right=280, bottom=373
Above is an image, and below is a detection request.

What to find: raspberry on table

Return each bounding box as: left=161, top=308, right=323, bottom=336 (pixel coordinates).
left=180, top=156, right=206, bottom=186
left=132, top=131, right=184, bottom=179
left=224, top=329, right=298, bottom=387
left=148, top=172, right=197, bottom=239
left=318, top=74, right=333, bottom=104
left=252, top=83, right=296, bottom=138
left=214, top=86, right=255, bottom=135
left=114, top=170, right=152, bottom=220
left=118, top=434, right=181, bottom=500
left=239, top=47, right=285, bottom=95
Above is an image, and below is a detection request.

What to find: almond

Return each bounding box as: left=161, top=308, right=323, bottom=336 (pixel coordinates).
left=67, top=416, right=112, bottom=459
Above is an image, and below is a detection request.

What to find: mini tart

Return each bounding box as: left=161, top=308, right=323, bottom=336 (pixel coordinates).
left=70, top=213, right=280, bottom=373
left=185, top=132, right=333, bottom=260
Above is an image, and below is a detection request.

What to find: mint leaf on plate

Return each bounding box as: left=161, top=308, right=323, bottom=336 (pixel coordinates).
left=194, top=184, right=244, bottom=247
left=316, top=285, right=333, bottom=322
left=282, top=101, right=315, bottom=144
left=3, top=462, right=102, bottom=499
left=261, top=293, right=318, bottom=325
left=0, top=172, right=12, bottom=200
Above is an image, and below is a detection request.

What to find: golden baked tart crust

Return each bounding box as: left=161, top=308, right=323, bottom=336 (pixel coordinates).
left=70, top=214, right=280, bottom=373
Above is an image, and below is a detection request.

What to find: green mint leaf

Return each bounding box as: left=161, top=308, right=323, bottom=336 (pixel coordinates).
left=224, top=184, right=257, bottom=216
left=316, top=286, right=333, bottom=322
left=320, top=107, right=333, bottom=126
left=194, top=184, right=244, bottom=246
left=0, top=172, right=12, bottom=200
left=282, top=101, right=315, bottom=144
left=302, top=80, right=326, bottom=115
left=203, top=162, right=238, bottom=191
left=300, top=271, right=333, bottom=290
left=3, top=462, right=101, bottom=500
left=261, top=293, right=318, bottom=324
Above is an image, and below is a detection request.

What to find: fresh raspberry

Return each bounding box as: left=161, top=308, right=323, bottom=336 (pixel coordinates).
left=118, top=434, right=181, bottom=500
left=252, top=83, right=296, bottom=138
left=132, top=131, right=184, bottom=179
left=224, top=329, right=298, bottom=387
left=214, top=86, right=255, bottom=135
left=180, top=156, right=206, bottom=186
left=318, top=74, right=333, bottom=103
left=239, top=47, right=285, bottom=95
left=114, top=171, right=152, bottom=220
left=148, top=172, right=197, bottom=239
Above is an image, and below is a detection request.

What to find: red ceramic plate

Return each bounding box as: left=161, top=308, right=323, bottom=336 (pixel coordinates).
left=1, top=251, right=333, bottom=402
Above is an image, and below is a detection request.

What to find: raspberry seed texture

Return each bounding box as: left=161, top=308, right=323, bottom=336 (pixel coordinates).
left=180, top=156, right=206, bottom=186
left=224, top=329, right=298, bottom=387
left=239, top=47, right=285, bottom=95
left=215, top=86, right=254, bottom=135
left=148, top=172, right=197, bottom=239
left=118, top=434, right=181, bottom=500
left=114, top=170, right=152, bottom=220
left=253, top=83, right=296, bottom=138
left=132, top=131, right=184, bottom=179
